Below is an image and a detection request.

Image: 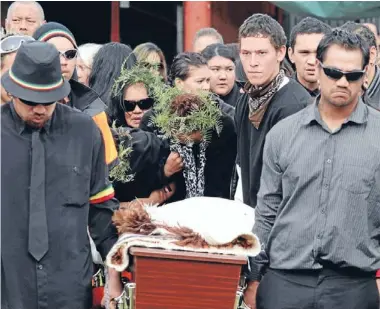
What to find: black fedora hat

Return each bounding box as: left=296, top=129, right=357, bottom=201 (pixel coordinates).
left=1, top=41, right=70, bottom=104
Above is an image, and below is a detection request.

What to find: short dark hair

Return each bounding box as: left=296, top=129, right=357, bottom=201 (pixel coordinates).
left=168, top=52, right=207, bottom=86
left=341, top=21, right=377, bottom=50
left=316, top=28, right=370, bottom=69
left=201, top=43, right=236, bottom=63
left=238, top=13, right=286, bottom=49
left=289, top=17, right=331, bottom=49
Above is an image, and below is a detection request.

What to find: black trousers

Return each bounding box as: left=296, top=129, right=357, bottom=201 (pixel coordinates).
left=256, top=268, right=379, bottom=309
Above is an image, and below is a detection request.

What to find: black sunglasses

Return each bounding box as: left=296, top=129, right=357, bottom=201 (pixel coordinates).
left=19, top=98, right=56, bottom=107
left=0, top=35, right=35, bottom=54
left=122, top=98, right=154, bottom=112
left=320, top=64, right=365, bottom=82
left=58, top=49, right=78, bottom=60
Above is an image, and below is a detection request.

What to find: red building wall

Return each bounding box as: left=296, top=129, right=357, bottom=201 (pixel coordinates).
left=211, top=1, right=283, bottom=44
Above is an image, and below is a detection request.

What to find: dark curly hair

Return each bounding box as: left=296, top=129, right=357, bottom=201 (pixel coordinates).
left=239, top=13, right=286, bottom=49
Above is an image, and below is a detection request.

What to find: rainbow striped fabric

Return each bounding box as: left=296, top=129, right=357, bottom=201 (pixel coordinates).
left=90, top=185, right=115, bottom=204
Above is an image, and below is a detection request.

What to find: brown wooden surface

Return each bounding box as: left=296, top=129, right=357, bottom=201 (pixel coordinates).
left=130, top=247, right=246, bottom=309
left=130, top=247, right=247, bottom=265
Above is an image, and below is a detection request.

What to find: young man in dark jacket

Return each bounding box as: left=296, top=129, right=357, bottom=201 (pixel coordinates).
left=235, top=14, right=311, bottom=209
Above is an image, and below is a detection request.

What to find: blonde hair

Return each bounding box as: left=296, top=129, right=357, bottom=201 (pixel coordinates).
left=133, top=42, right=168, bottom=82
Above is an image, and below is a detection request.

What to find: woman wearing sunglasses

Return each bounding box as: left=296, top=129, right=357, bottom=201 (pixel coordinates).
left=109, top=64, right=178, bottom=207
left=133, top=42, right=168, bottom=83
left=110, top=69, right=156, bottom=129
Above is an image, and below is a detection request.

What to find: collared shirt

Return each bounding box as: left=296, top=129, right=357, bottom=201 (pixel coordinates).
left=1, top=102, right=119, bottom=309
left=247, top=98, right=380, bottom=281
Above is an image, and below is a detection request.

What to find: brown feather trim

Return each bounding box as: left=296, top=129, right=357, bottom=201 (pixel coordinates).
left=112, top=203, right=156, bottom=235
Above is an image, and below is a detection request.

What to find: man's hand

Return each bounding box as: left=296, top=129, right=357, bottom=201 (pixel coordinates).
left=243, top=281, right=260, bottom=309
left=164, top=152, right=183, bottom=178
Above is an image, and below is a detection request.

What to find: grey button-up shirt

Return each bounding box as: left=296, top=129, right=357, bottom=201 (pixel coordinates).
left=248, top=98, right=380, bottom=281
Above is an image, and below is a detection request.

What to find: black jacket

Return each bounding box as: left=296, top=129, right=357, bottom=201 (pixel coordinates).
left=68, top=79, right=119, bottom=169
left=112, top=127, right=168, bottom=202
left=219, top=82, right=243, bottom=108
left=235, top=79, right=311, bottom=207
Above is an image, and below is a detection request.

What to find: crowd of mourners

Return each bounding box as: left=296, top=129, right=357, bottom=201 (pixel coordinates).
left=1, top=1, right=380, bottom=309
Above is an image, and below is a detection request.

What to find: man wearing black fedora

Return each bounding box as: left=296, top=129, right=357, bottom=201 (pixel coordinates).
left=1, top=41, right=122, bottom=309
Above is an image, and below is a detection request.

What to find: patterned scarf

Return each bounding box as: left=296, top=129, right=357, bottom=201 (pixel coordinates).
left=171, top=142, right=207, bottom=198
left=245, top=69, right=285, bottom=129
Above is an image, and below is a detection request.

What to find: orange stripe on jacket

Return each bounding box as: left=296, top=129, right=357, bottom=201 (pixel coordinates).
left=92, top=112, right=118, bottom=167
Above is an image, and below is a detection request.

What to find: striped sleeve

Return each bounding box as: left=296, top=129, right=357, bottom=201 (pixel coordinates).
left=90, top=184, right=115, bottom=204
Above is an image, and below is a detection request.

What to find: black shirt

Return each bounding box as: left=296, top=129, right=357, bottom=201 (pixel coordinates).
left=293, top=73, right=320, bottom=97
left=235, top=78, right=311, bottom=207
left=1, top=102, right=118, bottom=309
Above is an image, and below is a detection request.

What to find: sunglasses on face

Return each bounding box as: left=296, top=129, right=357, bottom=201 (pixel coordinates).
left=58, top=49, right=78, bottom=60
left=0, top=35, right=35, bottom=54
left=320, top=63, right=366, bottom=82
left=19, top=98, right=56, bottom=107
left=142, top=62, right=164, bottom=70
left=122, top=98, right=154, bottom=112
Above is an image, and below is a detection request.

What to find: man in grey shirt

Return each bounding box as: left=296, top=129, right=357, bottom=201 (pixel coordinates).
left=243, top=29, right=380, bottom=309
